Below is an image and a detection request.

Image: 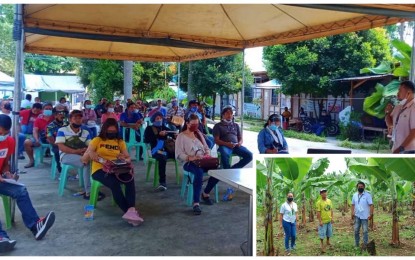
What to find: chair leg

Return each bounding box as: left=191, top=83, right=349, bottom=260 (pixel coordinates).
left=89, top=180, right=101, bottom=208
left=1, top=195, right=12, bottom=229
left=153, top=161, right=159, bottom=187
left=174, top=160, right=180, bottom=185
left=145, top=160, right=153, bottom=182
left=186, top=176, right=194, bottom=207
left=50, top=155, right=57, bottom=180
left=78, top=167, right=84, bottom=188
left=180, top=171, right=188, bottom=199
left=58, top=165, right=70, bottom=196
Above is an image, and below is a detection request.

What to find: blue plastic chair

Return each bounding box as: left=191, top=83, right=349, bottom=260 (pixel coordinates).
left=34, top=142, right=51, bottom=167
left=58, top=164, right=85, bottom=196
left=180, top=170, right=219, bottom=206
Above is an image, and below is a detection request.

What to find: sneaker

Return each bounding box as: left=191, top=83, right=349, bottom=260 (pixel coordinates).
left=122, top=208, right=144, bottom=226
left=193, top=205, right=202, bottom=215
left=155, top=184, right=167, bottom=192
left=0, top=237, right=17, bottom=253
left=201, top=194, right=214, bottom=205
left=286, top=250, right=291, bottom=256
left=32, top=211, right=55, bottom=240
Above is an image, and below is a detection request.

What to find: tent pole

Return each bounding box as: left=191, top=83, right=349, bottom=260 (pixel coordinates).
left=410, top=25, right=415, bottom=81
left=177, top=62, right=181, bottom=101
left=12, top=4, right=24, bottom=173
left=241, top=49, right=245, bottom=134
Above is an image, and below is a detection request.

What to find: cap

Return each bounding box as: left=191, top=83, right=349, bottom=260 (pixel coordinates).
left=320, top=189, right=327, bottom=194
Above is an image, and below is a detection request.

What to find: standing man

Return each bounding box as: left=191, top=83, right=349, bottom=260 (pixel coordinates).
left=351, top=181, right=374, bottom=249
left=213, top=106, right=252, bottom=169
left=385, top=80, right=415, bottom=153
left=316, top=189, right=334, bottom=253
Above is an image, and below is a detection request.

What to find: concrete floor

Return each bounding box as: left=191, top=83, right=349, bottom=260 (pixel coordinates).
left=0, top=152, right=252, bottom=256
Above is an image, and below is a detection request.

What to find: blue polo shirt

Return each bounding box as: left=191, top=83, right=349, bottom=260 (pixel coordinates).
left=352, top=191, right=373, bottom=220
left=120, top=111, right=143, bottom=124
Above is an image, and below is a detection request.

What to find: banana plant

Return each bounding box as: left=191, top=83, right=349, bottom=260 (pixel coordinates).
left=347, top=157, right=415, bottom=246
left=361, top=39, right=411, bottom=118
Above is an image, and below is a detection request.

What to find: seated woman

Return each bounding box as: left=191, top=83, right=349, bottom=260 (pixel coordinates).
left=82, top=118, right=144, bottom=226
left=144, top=111, right=176, bottom=191
left=258, top=114, right=289, bottom=154
left=101, top=102, right=119, bottom=124
left=175, top=114, right=217, bottom=215
left=82, top=100, right=98, bottom=138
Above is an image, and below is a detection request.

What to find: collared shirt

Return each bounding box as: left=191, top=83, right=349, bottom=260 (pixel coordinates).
left=47, top=120, right=67, bottom=138
left=352, top=191, right=373, bottom=220
left=280, top=201, right=298, bottom=223
left=212, top=121, right=241, bottom=143
left=167, top=106, right=185, bottom=118
left=55, top=125, right=91, bottom=159
left=391, top=99, right=415, bottom=151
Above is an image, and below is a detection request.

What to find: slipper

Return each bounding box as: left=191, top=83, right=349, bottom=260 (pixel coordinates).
left=193, top=205, right=202, bottom=215
left=72, top=191, right=86, bottom=197
left=24, top=162, right=34, bottom=168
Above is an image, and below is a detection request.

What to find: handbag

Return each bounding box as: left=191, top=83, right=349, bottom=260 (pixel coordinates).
left=192, top=156, right=220, bottom=171
left=152, top=127, right=176, bottom=156
left=102, top=160, right=134, bottom=183
left=171, top=115, right=184, bottom=126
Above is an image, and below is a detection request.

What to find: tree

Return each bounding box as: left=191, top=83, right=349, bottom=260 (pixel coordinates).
left=264, top=29, right=392, bottom=116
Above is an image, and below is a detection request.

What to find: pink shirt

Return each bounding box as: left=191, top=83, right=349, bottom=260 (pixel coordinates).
left=101, top=112, right=119, bottom=124
left=391, top=99, right=415, bottom=152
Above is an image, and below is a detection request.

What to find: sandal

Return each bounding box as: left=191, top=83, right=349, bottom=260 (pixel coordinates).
left=193, top=205, right=202, bottom=215
left=201, top=194, right=214, bottom=205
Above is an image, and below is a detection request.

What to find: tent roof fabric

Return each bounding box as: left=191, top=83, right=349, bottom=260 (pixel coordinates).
left=24, top=75, right=84, bottom=93
left=256, top=79, right=282, bottom=89
left=0, top=71, right=14, bottom=86
left=23, top=4, right=414, bottom=62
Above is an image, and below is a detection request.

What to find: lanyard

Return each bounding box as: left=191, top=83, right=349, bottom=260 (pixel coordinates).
left=358, top=193, right=364, bottom=204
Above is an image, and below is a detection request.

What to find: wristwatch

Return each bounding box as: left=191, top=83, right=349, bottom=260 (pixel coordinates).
left=399, top=146, right=405, bottom=153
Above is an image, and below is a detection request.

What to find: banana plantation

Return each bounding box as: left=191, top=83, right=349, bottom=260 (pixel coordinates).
left=256, top=157, right=415, bottom=256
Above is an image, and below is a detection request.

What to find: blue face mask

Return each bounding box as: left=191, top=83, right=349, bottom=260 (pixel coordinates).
left=153, top=121, right=162, bottom=127
left=43, top=110, right=53, bottom=116
left=0, top=134, right=8, bottom=142
left=86, top=104, right=94, bottom=109
left=269, top=124, right=278, bottom=131
left=133, top=109, right=139, bottom=114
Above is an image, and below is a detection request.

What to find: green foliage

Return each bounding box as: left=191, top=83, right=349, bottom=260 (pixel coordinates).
left=338, top=111, right=363, bottom=141
left=0, top=4, right=15, bottom=75
left=264, top=29, right=392, bottom=99
left=25, top=54, right=79, bottom=74
left=283, top=130, right=326, bottom=142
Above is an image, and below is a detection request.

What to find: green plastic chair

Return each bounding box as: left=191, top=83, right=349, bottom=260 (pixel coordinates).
left=58, top=164, right=84, bottom=196
left=1, top=195, right=13, bottom=229
left=34, top=142, right=50, bottom=167
left=89, top=178, right=125, bottom=208
left=180, top=170, right=219, bottom=206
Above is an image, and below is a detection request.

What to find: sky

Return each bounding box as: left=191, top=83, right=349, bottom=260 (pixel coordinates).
left=245, top=47, right=265, bottom=72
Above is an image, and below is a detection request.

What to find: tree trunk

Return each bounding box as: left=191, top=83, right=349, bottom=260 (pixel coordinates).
left=309, top=198, right=314, bottom=222
left=302, top=193, right=306, bottom=226
left=391, top=199, right=400, bottom=246
left=212, top=93, right=216, bottom=121
left=412, top=182, right=415, bottom=217
left=187, top=61, right=195, bottom=101
left=123, top=61, right=133, bottom=100
left=264, top=159, right=275, bottom=256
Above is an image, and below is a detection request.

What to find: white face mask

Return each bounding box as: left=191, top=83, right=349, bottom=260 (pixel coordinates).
left=107, top=108, right=114, bottom=113
left=399, top=99, right=407, bottom=106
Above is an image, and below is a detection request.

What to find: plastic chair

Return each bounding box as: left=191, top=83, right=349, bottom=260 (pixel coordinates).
left=58, top=164, right=85, bottom=196
left=89, top=179, right=125, bottom=208
left=180, top=170, right=219, bottom=206
left=34, top=143, right=50, bottom=167
left=50, top=148, right=58, bottom=180
left=122, top=126, right=147, bottom=164
left=0, top=195, right=13, bottom=229
left=146, top=156, right=180, bottom=187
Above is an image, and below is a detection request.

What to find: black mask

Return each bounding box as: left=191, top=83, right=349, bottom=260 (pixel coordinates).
left=358, top=188, right=364, bottom=193
left=71, top=123, right=82, bottom=129
left=107, top=133, right=118, bottom=139
left=287, top=197, right=294, bottom=202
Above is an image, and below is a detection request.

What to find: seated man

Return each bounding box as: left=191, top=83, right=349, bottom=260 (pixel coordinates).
left=18, top=103, right=43, bottom=159
left=23, top=103, right=55, bottom=168
left=166, top=99, right=185, bottom=131
left=0, top=115, right=55, bottom=253
left=119, top=102, right=143, bottom=143
left=46, top=105, right=68, bottom=174
left=213, top=106, right=253, bottom=169
left=55, top=110, right=100, bottom=200
left=147, top=99, right=167, bottom=118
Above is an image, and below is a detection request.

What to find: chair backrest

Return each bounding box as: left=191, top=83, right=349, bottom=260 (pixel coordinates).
left=144, top=117, right=152, bottom=126
left=307, top=148, right=351, bottom=154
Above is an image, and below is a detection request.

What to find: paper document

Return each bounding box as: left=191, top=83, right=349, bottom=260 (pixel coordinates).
left=2, top=178, right=25, bottom=186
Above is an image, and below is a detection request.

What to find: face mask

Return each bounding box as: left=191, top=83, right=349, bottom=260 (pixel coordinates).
left=133, top=109, right=139, bottom=113
left=358, top=188, right=364, bottom=193
left=399, top=99, right=407, bottom=105
left=190, top=107, right=198, bottom=113
left=269, top=124, right=277, bottom=131
left=153, top=121, right=162, bottom=127
left=43, top=110, right=53, bottom=116
left=223, top=119, right=232, bottom=124
left=0, top=135, right=8, bottom=142
left=71, top=123, right=82, bottom=129
left=86, top=104, right=94, bottom=109
left=189, top=124, right=199, bottom=132
left=107, top=133, right=118, bottom=139
left=107, top=108, right=114, bottom=113
left=287, top=197, right=294, bottom=202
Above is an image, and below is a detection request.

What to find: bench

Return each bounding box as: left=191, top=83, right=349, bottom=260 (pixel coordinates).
left=362, top=126, right=388, bottom=140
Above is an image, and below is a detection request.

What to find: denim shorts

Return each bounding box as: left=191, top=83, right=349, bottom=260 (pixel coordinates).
left=318, top=222, right=333, bottom=239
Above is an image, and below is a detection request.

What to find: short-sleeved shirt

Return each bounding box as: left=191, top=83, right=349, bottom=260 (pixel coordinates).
left=19, top=109, right=39, bottom=126
left=34, top=115, right=54, bottom=132
left=46, top=120, right=67, bottom=138
left=94, top=104, right=107, bottom=118
left=280, top=201, right=298, bottom=223
left=120, top=111, right=143, bottom=124
left=0, top=136, right=15, bottom=170
left=88, top=137, right=127, bottom=174
left=212, top=121, right=241, bottom=143
left=352, top=191, right=373, bottom=220
left=55, top=125, right=91, bottom=159
left=167, top=107, right=185, bottom=118
left=20, top=99, right=33, bottom=109
left=391, top=100, right=415, bottom=151
left=316, top=199, right=333, bottom=224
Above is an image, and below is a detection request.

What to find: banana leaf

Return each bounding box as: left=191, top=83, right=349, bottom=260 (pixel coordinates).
left=363, top=81, right=400, bottom=118
left=360, top=61, right=393, bottom=74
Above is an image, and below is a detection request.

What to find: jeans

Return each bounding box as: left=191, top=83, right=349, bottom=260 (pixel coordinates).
left=92, top=169, right=136, bottom=213
left=0, top=182, right=40, bottom=232
left=217, top=145, right=253, bottom=169
left=18, top=133, right=27, bottom=155
left=354, top=217, right=369, bottom=246
left=183, top=162, right=218, bottom=204
left=205, top=135, right=215, bottom=149
left=152, top=152, right=175, bottom=185
left=282, top=220, right=296, bottom=250
left=61, top=154, right=91, bottom=193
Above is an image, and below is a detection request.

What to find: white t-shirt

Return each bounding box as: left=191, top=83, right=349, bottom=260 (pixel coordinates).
left=280, top=201, right=298, bottom=223
left=20, top=99, right=33, bottom=109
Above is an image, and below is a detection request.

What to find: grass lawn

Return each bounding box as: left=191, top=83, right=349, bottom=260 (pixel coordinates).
left=256, top=209, right=415, bottom=256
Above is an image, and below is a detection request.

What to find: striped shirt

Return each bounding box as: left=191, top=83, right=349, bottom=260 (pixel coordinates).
left=55, top=125, right=91, bottom=159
